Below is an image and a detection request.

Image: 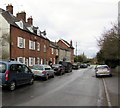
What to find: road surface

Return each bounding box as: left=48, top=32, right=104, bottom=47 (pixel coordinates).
left=2, top=65, right=119, bottom=107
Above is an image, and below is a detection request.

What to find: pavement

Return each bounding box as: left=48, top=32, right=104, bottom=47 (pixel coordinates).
left=104, top=66, right=120, bottom=106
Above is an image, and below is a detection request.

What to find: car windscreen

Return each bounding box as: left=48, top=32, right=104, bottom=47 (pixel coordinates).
left=32, top=65, right=43, bottom=70
left=44, top=66, right=51, bottom=70
left=52, top=65, right=60, bottom=68
left=45, top=68, right=51, bottom=70
left=97, top=66, right=108, bottom=69
left=73, top=64, right=77, bottom=66
left=0, top=63, right=6, bottom=73
left=62, top=62, right=67, bottom=66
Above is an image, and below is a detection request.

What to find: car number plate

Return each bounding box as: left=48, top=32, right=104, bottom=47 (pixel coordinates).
left=34, top=71, right=39, bottom=73
left=101, top=73, right=107, bottom=74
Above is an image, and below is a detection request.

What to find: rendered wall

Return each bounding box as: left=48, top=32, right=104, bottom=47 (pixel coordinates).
left=0, top=14, right=10, bottom=60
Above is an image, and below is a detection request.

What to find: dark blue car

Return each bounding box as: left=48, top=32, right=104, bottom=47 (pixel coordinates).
left=0, top=61, right=34, bottom=91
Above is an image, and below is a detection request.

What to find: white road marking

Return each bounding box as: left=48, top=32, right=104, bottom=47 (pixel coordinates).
left=102, top=78, right=112, bottom=107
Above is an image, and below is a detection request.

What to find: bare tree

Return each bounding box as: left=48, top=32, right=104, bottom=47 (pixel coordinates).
left=97, top=23, right=119, bottom=67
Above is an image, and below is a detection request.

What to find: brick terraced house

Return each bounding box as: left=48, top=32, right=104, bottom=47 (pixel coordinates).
left=0, top=4, right=74, bottom=67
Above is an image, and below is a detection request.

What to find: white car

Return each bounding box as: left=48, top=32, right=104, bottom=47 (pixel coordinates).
left=95, top=65, right=112, bottom=77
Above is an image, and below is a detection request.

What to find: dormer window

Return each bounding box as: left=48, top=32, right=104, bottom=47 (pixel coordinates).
left=15, top=20, right=23, bottom=29
left=37, top=29, right=40, bottom=36
left=27, top=26, right=33, bottom=33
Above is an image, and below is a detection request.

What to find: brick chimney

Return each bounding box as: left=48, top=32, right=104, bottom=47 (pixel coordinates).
left=6, top=4, right=13, bottom=14
left=16, top=11, right=26, bottom=22
left=27, top=16, right=33, bottom=25
left=70, top=40, right=72, bottom=46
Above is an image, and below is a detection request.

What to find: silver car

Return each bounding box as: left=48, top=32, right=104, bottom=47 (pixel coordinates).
left=31, top=65, right=55, bottom=80
left=95, top=65, right=112, bottom=77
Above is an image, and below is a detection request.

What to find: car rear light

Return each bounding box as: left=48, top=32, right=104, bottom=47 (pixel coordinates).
left=58, top=68, right=61, bottom=71
left=95, top=69, right=98, bottom=72
left=42, top=71, right=46, bottom=74
left=5, top=71, right=9, bottom=81
left=107, top=68, right=111, bottom=71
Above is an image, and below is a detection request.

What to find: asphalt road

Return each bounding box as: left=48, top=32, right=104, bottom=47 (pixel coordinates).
left=2, top=65, right=119, bottom=107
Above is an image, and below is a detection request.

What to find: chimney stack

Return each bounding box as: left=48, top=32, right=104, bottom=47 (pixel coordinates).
left=27, top=16, right=33, bottom=25
left=16, top=11, right=26, bottom=22
left=70, top=40, right=72, bottom=46
left=6, top=4, right=13, bottom=14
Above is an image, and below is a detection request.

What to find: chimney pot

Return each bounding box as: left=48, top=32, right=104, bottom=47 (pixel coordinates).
left=27, top=16, right=33, bottom=25
left=16, top=11, right=26, bottom=22
left=70, top=40, right=72, bottom=46
left=6, top=4, right=13, bottom=14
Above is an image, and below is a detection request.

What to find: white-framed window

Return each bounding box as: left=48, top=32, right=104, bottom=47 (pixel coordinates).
left=44, top=44, right=46, bottom=52
left=51, top=48, right=54, bottom=54
left=29, top=40, right=35, bottom=50
left=50, top=58, right=52, bottom=62
left=37, top=57, right=40, bottom=64
left=17, top=37, right=25, bottom=48
left=43, top=58, right=47, bottom=64
left=37, top=42, right=40, bottom=51
left=25, top=58, right=28, bottom=66
left=41, top=59, right=43, bottom=65
left=29, top=57, right=35, bottom=66
left=53, top=58, right=55, bottom=64
left=56, top=49, right=58, bottom=55
left=17, top=57, right=25, bottom=64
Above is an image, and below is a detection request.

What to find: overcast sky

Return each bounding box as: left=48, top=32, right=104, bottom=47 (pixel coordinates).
left=0, top=0, right=119, bottom=58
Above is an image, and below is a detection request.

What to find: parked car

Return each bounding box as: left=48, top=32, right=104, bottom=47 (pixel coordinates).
left=0, top=61, right=34, bottom=91
left=95, top=65, right=112, bottom=77
left=80, top=63, right=88, bottom=68
left=72, top=63, right=79, bottom=69
left=52, top=64, right=65, bottom=75
left=87, top=63, right=90, bottom=66
left=31, top=65, right=55, bottom=80
left=59, top=61, right=72, bottom=73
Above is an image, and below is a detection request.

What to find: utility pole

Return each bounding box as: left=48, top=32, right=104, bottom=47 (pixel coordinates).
left=76, top=42, right=77, bottom=62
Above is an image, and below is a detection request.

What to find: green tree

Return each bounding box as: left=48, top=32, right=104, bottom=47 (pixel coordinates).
left=74, top=54, right=87, bottom=62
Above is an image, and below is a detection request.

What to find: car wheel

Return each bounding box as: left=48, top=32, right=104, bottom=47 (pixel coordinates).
left=9, top=81, right=16, bottom=91
left=29, top=77, right=34, bottom=85
left=59, top=71, right=62, bottom=76
left=96, top=75, right=98, bottom=78
left=52, top=73, right=55, bottom=78
left=109, top=74, right=112, bottom=77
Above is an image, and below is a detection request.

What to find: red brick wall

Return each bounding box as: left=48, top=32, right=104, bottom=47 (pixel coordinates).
left=57, top=40, right=68, bottom=49
left=10, top=26, right=74, bottom=65
left=49, top=47, right=57, bottom=64
left=10, top=26, right=50, bottom=64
